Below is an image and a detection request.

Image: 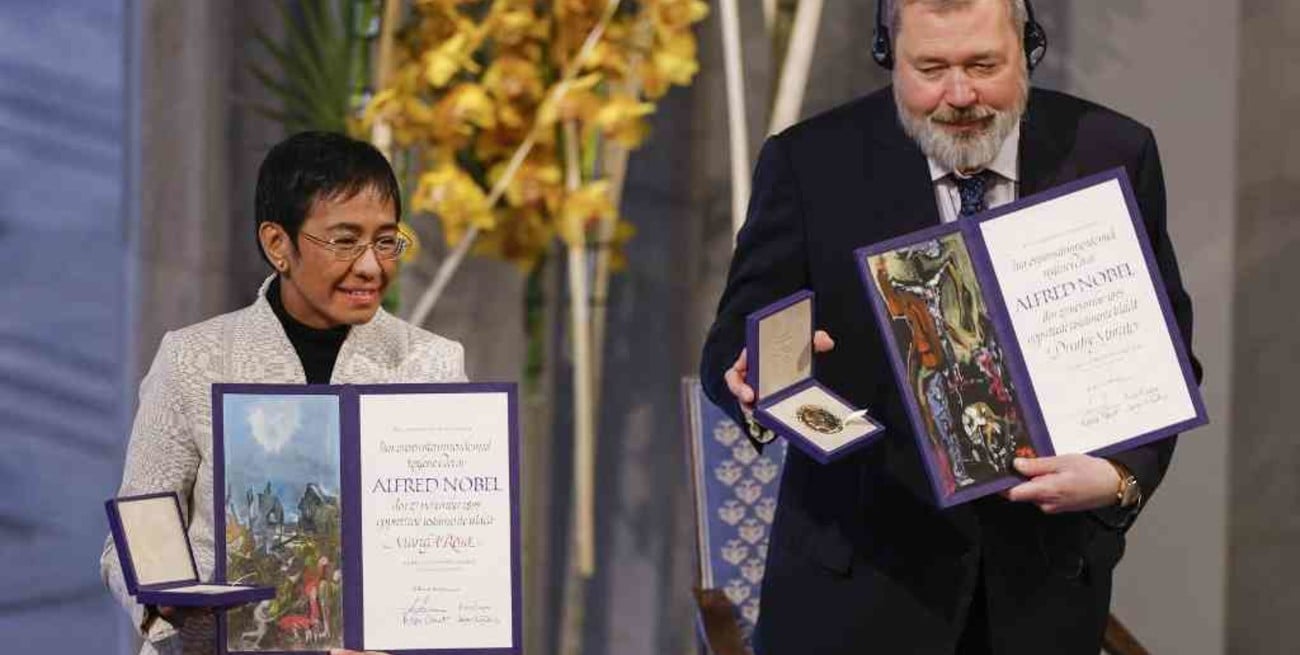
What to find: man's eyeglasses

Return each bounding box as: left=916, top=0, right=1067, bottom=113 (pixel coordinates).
left=299, top=231, right=410, bottom=261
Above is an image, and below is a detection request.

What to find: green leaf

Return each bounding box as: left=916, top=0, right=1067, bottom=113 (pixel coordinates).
left=248, top=0, right=373, bottom=135
left=248, top=63, right=312, bottom=108
left=270, top=3, right=331, bottom=94
left=253, top=28, right=327, bottom=104
left=251, top=103, right=309, bottom=128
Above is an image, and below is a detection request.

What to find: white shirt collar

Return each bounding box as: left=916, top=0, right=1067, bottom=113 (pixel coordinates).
left=926, top=123, right=1020, bottom=183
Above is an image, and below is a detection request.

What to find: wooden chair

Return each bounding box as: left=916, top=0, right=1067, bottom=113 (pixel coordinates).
left=1103, top=613, right=1149, bottom=655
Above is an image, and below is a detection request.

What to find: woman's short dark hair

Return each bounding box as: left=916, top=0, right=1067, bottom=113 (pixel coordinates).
left=254, top=131, right=402, bottom=263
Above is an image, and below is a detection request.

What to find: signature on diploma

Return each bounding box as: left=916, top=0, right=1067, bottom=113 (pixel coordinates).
left=1124, top=384, right=1166, bottom=411
left=458, top=600, right=502, bottom=625
left=401, top=595, right=451, bottom=627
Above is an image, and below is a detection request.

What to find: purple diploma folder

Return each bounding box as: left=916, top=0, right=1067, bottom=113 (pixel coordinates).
left=213, top=382, right=522, bottom=655
left=105, top=491, right=275, bottom=608
left=855, top=168, right=1207, bottom=507
left=746, top=290, right=885, bottom=464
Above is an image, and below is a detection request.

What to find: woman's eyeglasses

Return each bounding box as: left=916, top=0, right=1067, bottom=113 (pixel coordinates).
left=298, top=231, right=410, bottom=261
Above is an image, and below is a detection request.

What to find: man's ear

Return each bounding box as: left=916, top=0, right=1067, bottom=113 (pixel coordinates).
left=258, top=222, right=293, bottom=273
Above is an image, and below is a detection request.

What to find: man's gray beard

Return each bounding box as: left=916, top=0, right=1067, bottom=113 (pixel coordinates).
left=895, top=81, right=1028, bottom=173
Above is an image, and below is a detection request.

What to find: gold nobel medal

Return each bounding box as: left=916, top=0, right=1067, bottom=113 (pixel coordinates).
left=796, top=404, right=843, bottom=434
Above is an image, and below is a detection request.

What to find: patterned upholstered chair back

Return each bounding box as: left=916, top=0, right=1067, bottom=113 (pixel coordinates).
left=682, top=377, right=787, bottom=653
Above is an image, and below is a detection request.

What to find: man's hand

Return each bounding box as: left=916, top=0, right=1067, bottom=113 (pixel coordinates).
left=725, top=330, right=836, bottom=412
left=1004, top=454, right=1122, bottom=514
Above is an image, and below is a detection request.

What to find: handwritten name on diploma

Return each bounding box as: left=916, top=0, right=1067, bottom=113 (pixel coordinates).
left=401, top=595, right=502, bottom=628
left=393, top=534, right=478, bottom=552
left=371, top=476, right=504, bottom=494
left=402, top=595, right=451, bottom=627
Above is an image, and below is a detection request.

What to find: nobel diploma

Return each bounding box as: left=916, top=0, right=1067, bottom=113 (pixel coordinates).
left=358, top=390, right=516, bottom=651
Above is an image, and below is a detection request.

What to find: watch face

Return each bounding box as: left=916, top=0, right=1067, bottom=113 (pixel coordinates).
left=1120, top=477, right=1142, bottom=508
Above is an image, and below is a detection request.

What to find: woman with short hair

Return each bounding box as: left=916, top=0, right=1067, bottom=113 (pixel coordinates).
left=101, top=132, right=464, bottom=655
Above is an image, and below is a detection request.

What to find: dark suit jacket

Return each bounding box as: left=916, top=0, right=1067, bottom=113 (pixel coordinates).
left=700, top=87, right=1200, bottom=655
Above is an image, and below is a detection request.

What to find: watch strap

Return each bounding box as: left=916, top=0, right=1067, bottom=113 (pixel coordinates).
left=1108, top=460, right=1142, bottom=508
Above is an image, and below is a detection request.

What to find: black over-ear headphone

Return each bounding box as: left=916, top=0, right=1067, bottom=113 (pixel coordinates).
left=871, top=0, right=1048, bottom=72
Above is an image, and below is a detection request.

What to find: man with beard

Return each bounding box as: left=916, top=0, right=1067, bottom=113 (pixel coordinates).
left=699, top=0, right=1199, bottom=653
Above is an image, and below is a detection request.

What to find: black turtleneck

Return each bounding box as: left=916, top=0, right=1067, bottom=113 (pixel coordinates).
left=267, top=277, right=350, bottom=384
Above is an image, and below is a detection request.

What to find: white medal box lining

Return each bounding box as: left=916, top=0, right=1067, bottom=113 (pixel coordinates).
left=116, top=495, right=197, bottom=586
left=764, top=385, right=875, bottom=452
left=756, top=297, right=813, bottom=399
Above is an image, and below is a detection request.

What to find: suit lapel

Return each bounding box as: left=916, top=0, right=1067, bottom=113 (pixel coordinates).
left=863, top=94, right=941, bottom=239
left=1018, top=90, right=1073, bottom=197
left=883, top=147, right=942, bottom=233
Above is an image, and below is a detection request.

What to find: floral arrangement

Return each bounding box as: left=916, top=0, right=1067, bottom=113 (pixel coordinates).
left=365, top=0, right=708, bottom=273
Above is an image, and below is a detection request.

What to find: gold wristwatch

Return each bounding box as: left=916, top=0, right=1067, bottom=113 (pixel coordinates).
left=1109, top=461, right=1142, bottom=509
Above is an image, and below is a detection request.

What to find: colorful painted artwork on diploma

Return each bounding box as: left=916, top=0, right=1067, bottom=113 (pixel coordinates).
left=222, top=394, right=343, bottom=651
left=869, top=234, right=1036, bottom=494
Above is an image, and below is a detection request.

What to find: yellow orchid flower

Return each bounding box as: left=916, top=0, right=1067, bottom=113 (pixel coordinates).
left=494, top=102, right=531, bottom=131
left=536, top=73, right=604, bottom=127
left=409, top=6, right=463, bottom=49
left=401, top=95, right=440, bottom=128
left=414, top=0, right=479, bottom=10
left=558, top=0, right=608, bottom=19
left=431, top=83, right=496, bottom=145
left=491, top=157, right=565, bottom=213
left=649, top=0, right=710, bottom=32
left=559, top=181, right=616, bottom=247
left=653, top=30, right=700, bottom=85
left=392, top=54, right=423, bottom=87
left=364, top=87, right=437, bottom=147
left=476, top=207, right=554, bottom=271
left=593, top=96, right=655, bottom=148
left=638, top=60, right=670, bottom=100
left=638, top=30, right=699, bottom=98
left=363, top=0, right=708, bottom=271
left=475, top=122, right=533, bottom=160
left=483, top=55, right=545, bottom=104
left=488, top=5, right=550, bottom=47
left=554, top=0, right=609, bottom=59
left=363, top=87, right=402, bottom=125
left=585, top=39, right=631, bottom=77
left=422, top=32, right=482, bottom=89
left=606, top=219, right=638, bottom=272
left=412, top=163, right=496, bottom=245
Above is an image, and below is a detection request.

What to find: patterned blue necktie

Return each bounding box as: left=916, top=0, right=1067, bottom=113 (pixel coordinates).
left=956, top=171, right=991, bottom=218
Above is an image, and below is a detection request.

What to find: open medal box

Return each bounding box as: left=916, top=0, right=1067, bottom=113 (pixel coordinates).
left=105, top=491, right=274, bottom=607
left=746, top=290, right=884, bottom=463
